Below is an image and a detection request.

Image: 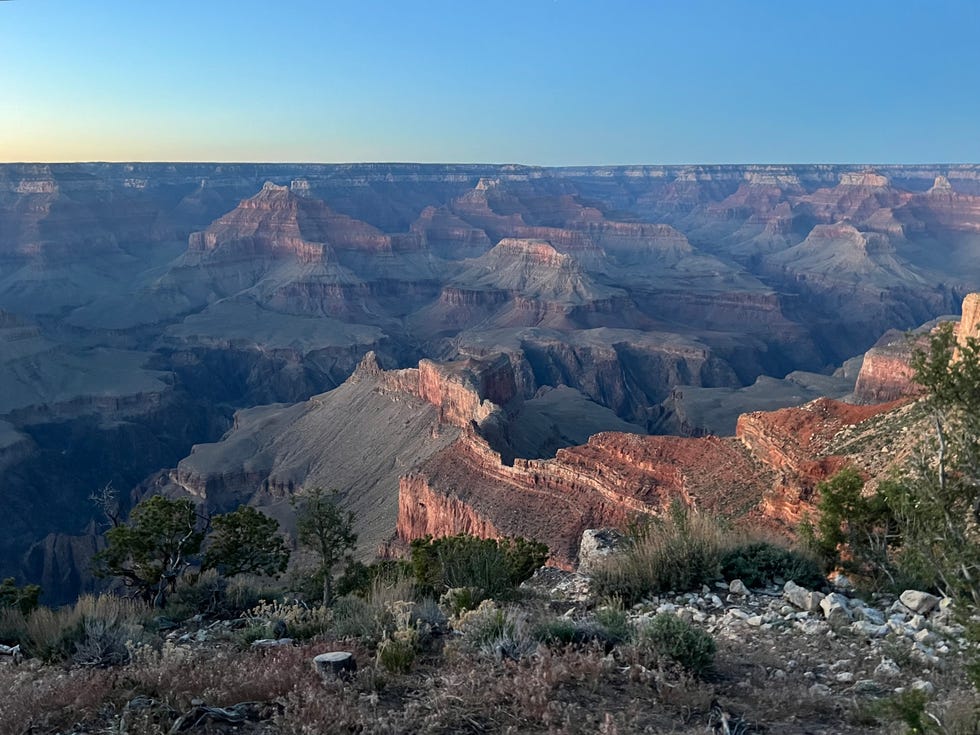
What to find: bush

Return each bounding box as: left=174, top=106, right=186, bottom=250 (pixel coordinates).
left=410, top=534, right=548, bottom=598
left=593, top=601, right=630, bottom=645
left=454, top=600, right=537, bottom=660
left=637, top=613, right=715, bottom=677
left=802, top=467, right=901, bottom=591
left=0, top=577, right=42, bottom=615
left=591, top=504, right=730, bottom=603
left=720, top=542, right=826, bottom=589
left=243, top=599, right=333, bottom=642
left=0, top=607, right=27, bottom=646
left=20, top=595, right=148, bottom=665
left=376, top=634, right=416, bottom=674
left=532, top=604, right=629, bottom=652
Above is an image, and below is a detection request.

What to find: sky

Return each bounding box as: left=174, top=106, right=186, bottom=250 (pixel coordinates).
left=1, top=0, right=979, bottom=165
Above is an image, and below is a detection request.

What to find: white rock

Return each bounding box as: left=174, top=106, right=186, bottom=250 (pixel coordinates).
left=851, top=621, right=889, bottom=638
left=820, top=593, right=853, bottom=624
left=747, top=615, right=764, bottom=627
left=900, top=590, right=941, bottom=614
left=784, top=580, right=825, bottom=612
left=913, top=628, right=936, bottom=645
left=911, top=679, right=935, bottom=696
left=854, top=607, right=885, bottom=625
left=809, top=683, right=832, bottom=697
left=909, top=614, right=927, bottom=631
left=577, top=528, right=626, bottom=574
left=795, top=619, right=827, bottom=635
left=835, top=672, right=855, bottom=683
left=729, top=579, right=749, bottom=596
left=874, top=658, right=901, bottom=678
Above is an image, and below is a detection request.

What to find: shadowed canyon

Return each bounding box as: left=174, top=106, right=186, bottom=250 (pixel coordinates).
left=2, top=162, right=980, bottom=601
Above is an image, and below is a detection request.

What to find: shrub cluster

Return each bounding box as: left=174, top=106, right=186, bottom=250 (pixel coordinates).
left=636, top=613, right=716, bottom=677
left=719, top=542, right=825, bottom=589
left=409, top=534, right=548, bottom=599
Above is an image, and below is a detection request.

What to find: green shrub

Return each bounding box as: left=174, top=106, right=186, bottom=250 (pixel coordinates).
left=336, top=559, right=414, bottom=599
left=637, top=614, right=715, bottom=677
left=409, top=534, right=548, bottom=598
left=591, top=503, right=730, bottom=603
left=533, top=605, right=629, bottom=652
left=533, top=616, right=582, bottom=646
left=244, top=598, right=333, bottom=642
left=593, top=601, right=630, bottom=645
left=803, top=467, right=901, bottom=591
left=0, top=577, right=42, bottom=615
left=720, top=542, right=826, bottom=589
left=376, top=635, right=416, bottom=674
left=439, top=586, right=485, bottom=617
left=454, top=600, right=536, bottom=659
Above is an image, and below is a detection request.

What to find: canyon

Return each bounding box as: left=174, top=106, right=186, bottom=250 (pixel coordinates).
left=1, top=163, right=979, bottom=601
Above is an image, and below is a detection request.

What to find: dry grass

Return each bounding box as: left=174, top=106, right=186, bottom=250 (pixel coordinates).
left=592, top=506, right=735, bottom=602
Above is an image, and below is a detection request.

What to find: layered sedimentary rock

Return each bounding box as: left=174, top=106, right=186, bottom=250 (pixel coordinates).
left=5, top=162, right=980, bottom=601
left=160, top=351, right=635, bottom=563
left=852, top=330, right=923, bottom=404
left=396, top=392, right=911, bottom=566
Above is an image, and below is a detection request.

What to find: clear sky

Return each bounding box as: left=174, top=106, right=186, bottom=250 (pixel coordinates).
left=2, top=0, right=978, bottom=165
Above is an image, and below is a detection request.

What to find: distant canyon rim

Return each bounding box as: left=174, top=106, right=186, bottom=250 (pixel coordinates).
left=1, top=162, right=979, bottom=602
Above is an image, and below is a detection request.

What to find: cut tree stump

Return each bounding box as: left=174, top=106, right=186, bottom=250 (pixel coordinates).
left=313, top=651, right=356, bottom=679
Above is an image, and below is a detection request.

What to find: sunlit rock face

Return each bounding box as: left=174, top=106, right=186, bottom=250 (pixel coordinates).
left=2, top=162, right=980, bottom=602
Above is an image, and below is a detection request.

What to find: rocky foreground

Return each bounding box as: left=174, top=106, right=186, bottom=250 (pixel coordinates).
left=2, top=551, right=975, bottom=735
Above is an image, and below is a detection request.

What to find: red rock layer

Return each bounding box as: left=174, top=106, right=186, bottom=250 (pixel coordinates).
left=396, top=391, right=909, bottom=565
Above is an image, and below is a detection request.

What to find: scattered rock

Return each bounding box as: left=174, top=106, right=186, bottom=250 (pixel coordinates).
left=820, top=593, right=853, bottom=624
left=911, top=679, right=935, bottom=696
left=784, top=581, right=825, bottom=612
left=251, top=637, right=294, bottom=648
left=729, top=579, right=749, bottom=596
left=874, top=658, right=901, bottom=678
left=314, top=651, right=357, bottom=679
left=521, top=567, right=592, bottom=603
left=899, top=590, right=941, bottom=614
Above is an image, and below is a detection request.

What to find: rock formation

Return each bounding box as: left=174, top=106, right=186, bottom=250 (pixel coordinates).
left=4, top=162, right=980, bottom=601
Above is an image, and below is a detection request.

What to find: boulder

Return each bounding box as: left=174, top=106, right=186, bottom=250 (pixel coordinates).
left=313, top=651, right=357, bottom=679
left=729, top=579, right=749, bottom=596
left=820, top=593, right=852, bottom=624
left=899, top=589, right=941, bottom=614
left=874, top=658, right=901, bottom=678
left=577, top=528, right=626, bottom=574
left=784, top=580, right=826, bottom=612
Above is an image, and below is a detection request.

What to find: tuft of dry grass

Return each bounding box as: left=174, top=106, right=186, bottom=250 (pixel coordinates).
left=592, top=505, right=735, bottom=603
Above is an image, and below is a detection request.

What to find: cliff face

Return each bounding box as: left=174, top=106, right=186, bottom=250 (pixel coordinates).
left=395, top=393, right=910, bottom=566
left=852, top=330, right=922, bottom=404
left=957, top=293, right=980, bottom=349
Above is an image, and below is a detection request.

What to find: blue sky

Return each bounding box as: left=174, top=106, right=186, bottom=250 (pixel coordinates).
left=2, top=0, right=978, bottom=164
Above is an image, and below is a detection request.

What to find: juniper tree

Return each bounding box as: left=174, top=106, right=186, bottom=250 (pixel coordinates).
left=294, top=488, right=357, bottom=606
